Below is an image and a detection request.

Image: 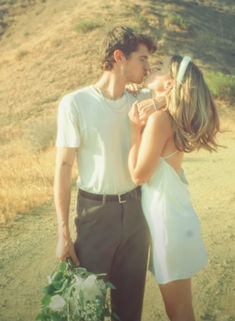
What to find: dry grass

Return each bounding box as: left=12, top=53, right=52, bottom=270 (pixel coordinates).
left=217, top=101, right=235, bottom=132
left=74, top=20, right=101, bottom=33
left=0, top=0, right=234, bottom=223
left=0, top=144, right=54, bottom=224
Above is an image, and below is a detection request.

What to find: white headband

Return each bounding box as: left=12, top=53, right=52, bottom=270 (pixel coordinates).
left=176, top=56, right=192, bottom=85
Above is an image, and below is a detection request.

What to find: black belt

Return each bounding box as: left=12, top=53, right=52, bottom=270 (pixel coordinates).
left=79, top=187, right=141, bottom=204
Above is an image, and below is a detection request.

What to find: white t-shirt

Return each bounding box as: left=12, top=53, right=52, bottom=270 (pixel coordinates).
left=56, top=85, right=152, bottom=194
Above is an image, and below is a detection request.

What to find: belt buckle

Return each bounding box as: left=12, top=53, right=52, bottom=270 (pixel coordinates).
left=118, top=194, right=126, bottom=204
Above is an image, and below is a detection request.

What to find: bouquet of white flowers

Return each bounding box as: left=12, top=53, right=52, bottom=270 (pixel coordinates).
left=36, top=259, right=118, bottom=321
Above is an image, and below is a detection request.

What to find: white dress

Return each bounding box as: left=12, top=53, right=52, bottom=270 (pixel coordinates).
left=141, top=153, right=208, bottom=284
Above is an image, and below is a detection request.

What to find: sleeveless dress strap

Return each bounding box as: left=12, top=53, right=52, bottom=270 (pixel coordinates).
left=163, top=150, right=179, bottom=160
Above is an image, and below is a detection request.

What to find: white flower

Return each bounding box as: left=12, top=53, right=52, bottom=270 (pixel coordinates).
left=74, top=275, right=84, bottom=287
left=49, top=294, right=66, bottom=312
left=80, top=274, right=101, bottom=301
left=72, top=275, right=84, bottom=301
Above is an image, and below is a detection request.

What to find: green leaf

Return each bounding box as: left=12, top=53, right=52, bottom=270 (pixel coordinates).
left=42, top=294, right=51, bottom=307
left=43, top=284, right=56, bottom=295
left=51, top=271, right=63, bottom=282
left=53, top=280, right=64, bottom=290
left=35, top=308, right=52, bottom=321
left=50, top=312, right=66, bottom=321
left=58, top=262, right=67, bottom=273
left=55, top=279, right=69, bottom=294
left=35, top=312, right=44, bottom=320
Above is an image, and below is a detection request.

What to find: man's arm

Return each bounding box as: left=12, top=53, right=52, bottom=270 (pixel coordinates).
left=54, top=147, right=80, bottom=265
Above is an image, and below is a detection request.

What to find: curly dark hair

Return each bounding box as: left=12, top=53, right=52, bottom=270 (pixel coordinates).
left=100, top=26, right=157, bottom=71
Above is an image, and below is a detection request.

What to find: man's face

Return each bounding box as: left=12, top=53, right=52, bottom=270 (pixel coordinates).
left=124, top=44, right=151, bottom=84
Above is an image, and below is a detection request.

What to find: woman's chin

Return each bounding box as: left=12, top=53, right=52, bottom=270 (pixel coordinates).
left=146, top=81, right=161, bottom=91
left=146, top=83, right=165, bottom=94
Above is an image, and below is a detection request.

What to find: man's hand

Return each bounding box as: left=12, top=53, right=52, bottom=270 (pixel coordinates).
left=56, top=234, right=80, bottom=266
left=125, top=83, right=143, bottom=96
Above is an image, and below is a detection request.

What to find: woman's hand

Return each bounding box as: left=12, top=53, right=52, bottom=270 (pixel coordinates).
left=137, top=99, right=155, bottom=123
left=137, top=97, right=167, bottom=124
left=129, top=96, right=167, bottom=128
left=136, top=99, right=157, bottom=125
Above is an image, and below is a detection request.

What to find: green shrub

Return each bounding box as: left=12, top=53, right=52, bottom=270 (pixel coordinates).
left=75, top=20, right=101, bottom=33
left=136, top=16, right=149, bottom=30
left=166, top=14, right=190, bottom=30
left=205, top=72, right=235, bottom=101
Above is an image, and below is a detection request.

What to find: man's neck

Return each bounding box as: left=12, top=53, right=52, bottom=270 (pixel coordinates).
left=94, top=71, right=126, bottom=100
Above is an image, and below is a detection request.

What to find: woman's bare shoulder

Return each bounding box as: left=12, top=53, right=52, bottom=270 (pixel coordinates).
left=147, top=109, right=172, bottom=131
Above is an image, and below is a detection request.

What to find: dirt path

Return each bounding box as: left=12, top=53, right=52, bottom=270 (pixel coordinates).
left=0, top=110, right=235, bottom=321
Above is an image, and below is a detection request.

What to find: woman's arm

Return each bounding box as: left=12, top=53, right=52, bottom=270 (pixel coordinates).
left=128, top=110, right=172, bottom=185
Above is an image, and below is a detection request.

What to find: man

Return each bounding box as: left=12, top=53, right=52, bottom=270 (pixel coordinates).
left=54, top=26, right=157, bottom=321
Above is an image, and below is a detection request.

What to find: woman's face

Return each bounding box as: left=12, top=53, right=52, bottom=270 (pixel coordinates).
left=145, top=56, right=173, bottom=94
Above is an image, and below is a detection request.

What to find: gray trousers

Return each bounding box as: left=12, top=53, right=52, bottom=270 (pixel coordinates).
left=74, top=189, right=150, bottom=321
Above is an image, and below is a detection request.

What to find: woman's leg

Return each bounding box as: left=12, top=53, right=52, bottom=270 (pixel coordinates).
left=159, top=279, right=195, bottom=321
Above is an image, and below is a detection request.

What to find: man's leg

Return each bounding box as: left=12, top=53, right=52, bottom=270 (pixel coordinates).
left=110, top=198, right=150, bottom=321
left=74, top=193, right=123, bottom=273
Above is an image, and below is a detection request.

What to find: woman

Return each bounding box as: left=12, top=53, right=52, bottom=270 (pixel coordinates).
left=128, top=55, right=220, bottom=321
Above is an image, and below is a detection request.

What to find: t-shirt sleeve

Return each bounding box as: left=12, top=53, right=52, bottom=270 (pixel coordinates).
left=56, top=95, right=80, bottom=148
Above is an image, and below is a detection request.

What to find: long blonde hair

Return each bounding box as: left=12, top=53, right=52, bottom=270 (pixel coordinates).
left=167, top=55, right=220, bottom=152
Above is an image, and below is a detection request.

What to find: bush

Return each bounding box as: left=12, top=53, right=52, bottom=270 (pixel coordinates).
left=165, top=14, right=190, bottom=30
left=75, top=20, right=101, bottom=33
left=205, top=72, right=235, bottom=101
left=136, top=16, right=149, bottom=30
